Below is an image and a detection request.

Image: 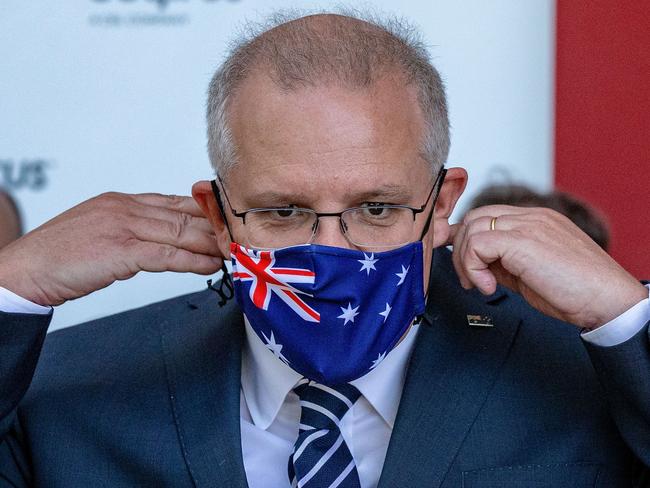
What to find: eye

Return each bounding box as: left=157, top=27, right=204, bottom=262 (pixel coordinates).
left=361, top=202, right=389, bottom=216
left=275, top=208, right=296, bottom=217
left=274, top=207, right=297, bottom=218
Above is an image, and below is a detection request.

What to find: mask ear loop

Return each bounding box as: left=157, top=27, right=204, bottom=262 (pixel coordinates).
left=418, top=167, right=447, bottom=241
left=416, top=167, right=447, bottom=324
left=211, top=179, right=234, bottom=242
left=208, top=179, right=235, bottom=306
left=207, top=273, right=234, bottom=307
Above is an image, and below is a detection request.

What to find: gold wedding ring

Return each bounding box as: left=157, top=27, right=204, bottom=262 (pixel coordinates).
left=490, top=216, right=498, bottom=231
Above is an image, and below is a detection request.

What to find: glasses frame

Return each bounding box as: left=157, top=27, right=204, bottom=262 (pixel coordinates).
left=211, top=168, right=447, bottom=248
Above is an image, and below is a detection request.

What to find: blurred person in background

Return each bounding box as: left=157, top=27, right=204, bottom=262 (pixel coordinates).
left=0, top=189, right=23, bottom=249
left=467, top=184, right=610, bottom=250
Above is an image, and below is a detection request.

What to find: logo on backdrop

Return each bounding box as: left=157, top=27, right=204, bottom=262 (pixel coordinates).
left=88, top=0, right=241, bottom=27
left=0, top=159, right=51, bottom=192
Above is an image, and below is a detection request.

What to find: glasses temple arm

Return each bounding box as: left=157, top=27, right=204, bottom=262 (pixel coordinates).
left=210, top=179, right=235, bottom=242
left=418, top=168, right=447, bottom=240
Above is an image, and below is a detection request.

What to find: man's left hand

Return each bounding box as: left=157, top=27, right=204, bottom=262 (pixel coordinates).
left=447, top=205, right=647, bottom=329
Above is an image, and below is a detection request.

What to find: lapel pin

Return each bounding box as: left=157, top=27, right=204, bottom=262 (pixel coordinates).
left=467, top=314, right=494, bottom=328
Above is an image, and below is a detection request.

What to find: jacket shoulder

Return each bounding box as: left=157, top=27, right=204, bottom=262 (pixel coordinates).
left=28, top=288, right=224, bottom=394
left=46, top=288, right=215, bottom=347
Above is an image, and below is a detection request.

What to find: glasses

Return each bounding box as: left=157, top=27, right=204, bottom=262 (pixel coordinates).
left=211, top=169, right=446, bottom=250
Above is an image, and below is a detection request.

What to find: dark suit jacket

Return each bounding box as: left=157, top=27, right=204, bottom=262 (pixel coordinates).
left=1, top=248, right=649, bottom=487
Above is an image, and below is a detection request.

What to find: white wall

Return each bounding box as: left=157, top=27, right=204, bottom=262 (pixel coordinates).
left=0, top=0, right=554, bottom=330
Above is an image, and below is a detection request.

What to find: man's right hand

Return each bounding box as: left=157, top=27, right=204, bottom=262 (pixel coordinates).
left=0, top=192, right=223, bottom=307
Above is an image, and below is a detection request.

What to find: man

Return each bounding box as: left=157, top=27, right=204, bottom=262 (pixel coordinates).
left=0, top=12, right=648, bottom=488
left=0, top=189, right=22, bottom=249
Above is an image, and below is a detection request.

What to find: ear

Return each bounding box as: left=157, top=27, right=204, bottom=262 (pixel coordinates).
left=430, top=167, right=468, bottom=248
left=192, top=180, right=232, bottom=259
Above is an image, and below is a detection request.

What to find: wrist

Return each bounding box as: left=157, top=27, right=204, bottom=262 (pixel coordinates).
left=0, top=266, right=52, bottom=307
left=588, top=281, right=649, bottom=330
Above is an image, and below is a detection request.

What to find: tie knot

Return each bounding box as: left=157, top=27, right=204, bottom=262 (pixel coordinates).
left=293, top=380, right=361, bottom=431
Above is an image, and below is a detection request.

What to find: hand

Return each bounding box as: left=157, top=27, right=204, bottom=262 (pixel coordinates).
left=448, top=205, right=647, bottom=329
left=0, top=192, right=223, bottom=307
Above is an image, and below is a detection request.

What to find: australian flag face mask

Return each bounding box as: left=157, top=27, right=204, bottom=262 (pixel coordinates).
left=230, top=241, right=426, bottom=385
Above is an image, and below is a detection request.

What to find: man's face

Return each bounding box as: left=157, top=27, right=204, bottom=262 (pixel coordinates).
left=196, top=70, right=466, bottom=288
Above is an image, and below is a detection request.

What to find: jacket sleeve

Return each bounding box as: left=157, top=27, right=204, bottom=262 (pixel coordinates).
left=0, top=311, right=52, bottom=486
left=584, top=320, right=650, bottom=467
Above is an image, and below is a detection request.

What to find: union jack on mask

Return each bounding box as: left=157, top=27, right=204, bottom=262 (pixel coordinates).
left=230, top=241, right=426, bottom=385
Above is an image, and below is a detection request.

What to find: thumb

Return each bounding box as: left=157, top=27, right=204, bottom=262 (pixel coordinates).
left=445, top=223, right=461, bottom=247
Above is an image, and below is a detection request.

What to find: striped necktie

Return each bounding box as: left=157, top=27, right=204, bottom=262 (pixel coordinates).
left=288, top=379, right=362, bottom=488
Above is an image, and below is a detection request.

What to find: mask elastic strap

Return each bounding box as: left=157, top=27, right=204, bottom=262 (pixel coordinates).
left=209, top=179, right=236, bottom=306
left=207, top=267, right=234, bottom=307
left=418, top=168, right=447, bottom=241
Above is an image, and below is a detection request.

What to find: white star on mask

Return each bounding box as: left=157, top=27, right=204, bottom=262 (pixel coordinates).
left=261, top=330, right=289, bottom=364
left=357, top=253, right=378, bottom=275
left=370, top=351, right=387, bottom=370
left=396, top=265, right=410, bottom=286
left=337, top=302, right=360, bottom=325
left=379, top=303, right=392, bottom=322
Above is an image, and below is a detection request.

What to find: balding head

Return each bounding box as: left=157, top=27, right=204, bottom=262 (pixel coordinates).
left=236, top=14, right=425, bottom=88
left=207, top=11, right=449, bottom=178
left=0, top=190, right=22, bottom=249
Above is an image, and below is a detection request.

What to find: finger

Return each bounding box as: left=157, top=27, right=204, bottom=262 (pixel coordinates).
left=456, top=218, right=491, bottom=289
left=458, top=213, right=535, bottom=262
left=450, top=223, right=473, bottom=289
left=454, top=213, right=537, bottom=291
left=444, top=223, right=461, bottom=246
left=128, top=201, right=215, bottom=232
left=126, top=200, right=217, bottom=237
left=133, top=242, right=223, bottom=275
left=458, top=214, right=538, bottom=294
left=129, top=215, right=221, bottom=257
left=130, top=193, right=206, bottom=217
left=463, top=204, right=532, bottom=223
left=460, top=230, right=515, bottom=295
left=488, top=260, right=520, bottom=292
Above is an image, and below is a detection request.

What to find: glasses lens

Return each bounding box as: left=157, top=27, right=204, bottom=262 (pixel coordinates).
left=342, top=206, right=415, bottom=248
left=244, top=208, right=317, bottom=249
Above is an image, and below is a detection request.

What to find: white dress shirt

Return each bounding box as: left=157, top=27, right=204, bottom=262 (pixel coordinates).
left=1, top=284, right=649, bottom=488
left=240, top=317, right=418, bottom=488
left=580, top=284, right=650, bottom=345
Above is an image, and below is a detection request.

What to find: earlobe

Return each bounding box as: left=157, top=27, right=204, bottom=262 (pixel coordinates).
left=191, top=180, right=232, bottom=258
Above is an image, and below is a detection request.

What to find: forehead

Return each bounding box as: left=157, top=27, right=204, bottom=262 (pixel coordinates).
left=226, top=71, right=431, bottom=205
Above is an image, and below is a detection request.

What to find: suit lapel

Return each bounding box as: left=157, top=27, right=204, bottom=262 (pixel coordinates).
left=157, top=250, right=522, bottom=488
left=160, top=292, right=248, bottom=488
left=378, top=249, right=522, bottom=488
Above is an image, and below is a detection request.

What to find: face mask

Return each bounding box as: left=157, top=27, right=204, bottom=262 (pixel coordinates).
left=229, top=241, right=425, bottom=385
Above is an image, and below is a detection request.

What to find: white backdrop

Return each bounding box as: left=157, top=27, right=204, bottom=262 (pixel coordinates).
left=0, top=1, right=554, bottom=330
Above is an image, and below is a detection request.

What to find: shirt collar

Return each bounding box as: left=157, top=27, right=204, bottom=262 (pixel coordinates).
left=241, top=316, right=419, bottom=430
left=351, top=323, right=419, bottom=428
left=241, top=316, right=302, bottom=430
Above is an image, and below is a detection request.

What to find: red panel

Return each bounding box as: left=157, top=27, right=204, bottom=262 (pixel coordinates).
left=555, top=0, right=650, bottom=278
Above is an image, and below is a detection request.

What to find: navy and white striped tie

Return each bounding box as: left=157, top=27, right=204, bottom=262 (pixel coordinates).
left=288, top=379, right=362, bottom=488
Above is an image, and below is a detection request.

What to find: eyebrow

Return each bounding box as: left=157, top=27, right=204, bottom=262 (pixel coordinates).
left=353, top=184, right=413, bottom=201
left=245, top=184, right=414, bottom=208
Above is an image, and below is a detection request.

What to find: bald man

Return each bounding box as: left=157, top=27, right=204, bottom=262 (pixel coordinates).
left=0, top=12, right=648, bottom=488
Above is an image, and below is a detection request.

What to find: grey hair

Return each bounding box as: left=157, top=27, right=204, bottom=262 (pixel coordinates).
left=206, top=8, right=450, bottom=179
